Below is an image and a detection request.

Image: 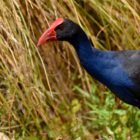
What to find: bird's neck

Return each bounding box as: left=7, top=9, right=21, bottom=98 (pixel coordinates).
left=69, top=29, right=101, bottom=64
left=68, top=29, right=113, bottom=86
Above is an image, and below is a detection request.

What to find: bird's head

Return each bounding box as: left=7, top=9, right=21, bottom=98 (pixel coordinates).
left=37, top=18, right=80, bottom=46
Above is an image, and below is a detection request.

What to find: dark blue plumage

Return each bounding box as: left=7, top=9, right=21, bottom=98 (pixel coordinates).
left=69, top=28, right=140, bottom=107
left=38, top=18, right=140, bottom=108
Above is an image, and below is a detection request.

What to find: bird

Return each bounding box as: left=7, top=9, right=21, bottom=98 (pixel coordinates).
left=37, top=18, right=140, bottom=108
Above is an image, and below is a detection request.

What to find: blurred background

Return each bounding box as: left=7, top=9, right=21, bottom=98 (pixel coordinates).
left=0, top=0, right=140, bottom=139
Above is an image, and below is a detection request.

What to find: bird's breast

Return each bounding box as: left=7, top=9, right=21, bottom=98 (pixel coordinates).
left=80, top=56, right=133, bottom=89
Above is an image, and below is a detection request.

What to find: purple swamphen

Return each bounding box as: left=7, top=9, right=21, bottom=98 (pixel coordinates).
left=38, top=18, right=140, bottom=108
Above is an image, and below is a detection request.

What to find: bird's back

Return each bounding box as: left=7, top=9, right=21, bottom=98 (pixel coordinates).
left=81, top=49, right=140, bottom=107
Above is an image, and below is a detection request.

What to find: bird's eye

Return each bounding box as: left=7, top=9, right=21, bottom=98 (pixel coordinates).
left=55, top=24, right=64, bottom=31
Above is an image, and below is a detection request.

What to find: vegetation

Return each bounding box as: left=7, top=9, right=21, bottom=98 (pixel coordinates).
left=0, top=0, right=140, bottom=139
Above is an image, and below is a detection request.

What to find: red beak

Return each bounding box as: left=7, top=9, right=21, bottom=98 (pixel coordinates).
left=37, top=18, right=64, bottom=46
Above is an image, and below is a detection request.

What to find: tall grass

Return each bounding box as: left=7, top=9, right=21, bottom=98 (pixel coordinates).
left=0, top=0, right=140, bottom=139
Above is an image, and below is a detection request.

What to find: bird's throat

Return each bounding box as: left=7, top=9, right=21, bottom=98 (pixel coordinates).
left=68, top=30, right=100, bottom=67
